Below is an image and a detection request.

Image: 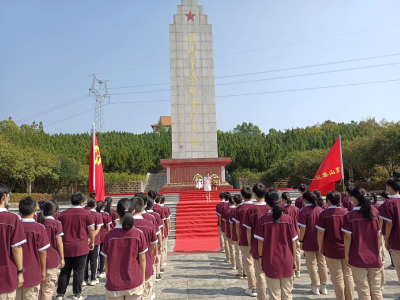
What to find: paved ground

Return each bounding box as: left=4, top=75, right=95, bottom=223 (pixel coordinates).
left=55, top=240, right=400, bottom=299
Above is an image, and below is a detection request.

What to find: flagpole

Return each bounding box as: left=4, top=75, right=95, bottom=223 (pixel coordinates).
left=92, top=123, right=96, bottom=192
left=339, top=135, right=345, bottom=194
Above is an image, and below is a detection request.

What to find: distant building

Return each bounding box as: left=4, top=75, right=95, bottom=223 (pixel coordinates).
left=151, top=116, right=171, bottom=132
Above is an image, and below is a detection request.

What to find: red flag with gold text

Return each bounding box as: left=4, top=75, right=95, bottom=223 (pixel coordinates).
left=309, top=137, right=344, bottom=195
left=89, top=126, right=105, bottom=201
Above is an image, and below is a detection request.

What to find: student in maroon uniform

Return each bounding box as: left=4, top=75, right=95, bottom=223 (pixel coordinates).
left=255, top=189, right=298, bottom=300
left=316, top=191, right=353, bottom=300
left=342, top=187, right=383, bottom=300
left=132, top=197, right=158, bottom=300
left=234, top=186, right=256, bottom=297
left=100, top=198, right=147, bottom=300
left=221, top=192, right=232, bottom=263
left=380, top=178, right=400, bottom=284
left=97, top=200, right=111, bottom=279
left=104, top=197, right=118, bottom=228
left=282, top=192, right=300, bottom=278
left=295, top=184, right=307, bottom=210
left=37, top=200, right=65, bottom=300
left=341, top=186, right=354, bottom=211
left=0, top=183, right=26, bottom=300
left=83, top=199, right=104, bottom=286
left=379, top=191, right=394, bottom=269
left=314, top=190, right=327, bottom=209
left=231, top=194, right=246, bottom=279
left=216, top=192, right=226, bottom=253
left=56, top=192, right=95, bottom=300
left=371, top=192, right=380, bottom=209
left=298, top=191, right=328, bottom=295
left=224, top=196, right=237, bottom=271
left=243, top=184, right=270, bottom=300
left=146, top=197, right=164, bottom=282
left=151, top=191, right=168, bottom=275
left=137, top=193, right=162, bottom=248
left=160, top=195, right=171, bottom=272
left=18, top=197, right=50, bottom=300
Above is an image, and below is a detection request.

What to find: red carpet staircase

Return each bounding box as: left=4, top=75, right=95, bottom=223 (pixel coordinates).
left=173, top=190, right=227, bottom=252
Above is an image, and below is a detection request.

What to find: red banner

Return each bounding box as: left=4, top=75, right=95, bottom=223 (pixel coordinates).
left=309, top=137, right=344, bottom=195
left=89, top=126, right=105, bottom=201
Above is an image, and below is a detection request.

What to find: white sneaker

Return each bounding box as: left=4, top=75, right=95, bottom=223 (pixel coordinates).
left=231, top=266, right=237, bottom=270
left=72, top=295, right=87, bottom=300
left=312, top=287, right=320, bottom=295
left=245, top=288, right=257, bottom=297
left=164, top=262, right=167, bottom=267
left=382, top=260, right=385, bottom=264
left=295, top=271, right=300, bottom=278
left=56, top=297, right=64, bottom=300
left=151, top=293, right=156, bottom=300
left=218, top=248, right=225, bottom=253
left=98, top=272, right=106, bottom=278
left=82, top=281, right=88, bottom=286
left=89, top=279, right=99, bottom=286
left=381, top=285, right=384, bottom=291
left=319, top=285, right=328, bottom=295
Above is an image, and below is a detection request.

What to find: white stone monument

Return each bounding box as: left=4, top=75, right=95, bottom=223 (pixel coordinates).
left=170, top=0, right=218, bottom=159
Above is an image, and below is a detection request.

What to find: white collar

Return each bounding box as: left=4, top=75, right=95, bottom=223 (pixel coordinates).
left=327, top=205, right=338, bottom=209
left=268, top=210, right=272, bottom=213
left=221, top=200, right=226, bottom=202
left=44, top=216, right=55, bottom=220
left=147, top=210, right=154, bottom=213
left=229, top=205, right=235, bottom=208
left=90, top=209, right=97, bottom=212
left=160, top=204, right=164, bottom=206
left=390, top=195, right=400, bottom=199
left=71, top=205, right=83, bottom=209
left=0, top=208, right=8, bottom=212
left=133, top=216, right=144, bottom=219
left=353, top=206, right=361, bottom=210
left=284, top=204, right=292, bottom=207
left=243, top=201, right=253, bottom=204
left=305, top=203, right=313, bottom=207
left=115, top=225, right=123, bottom=229
left=255, top=202, right=266, bottom=206
left=21, top=218, right=36, bottom=222
left=142, top=211, right=147, bottom=214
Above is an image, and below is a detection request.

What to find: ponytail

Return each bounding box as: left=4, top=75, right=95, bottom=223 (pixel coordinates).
left=326, top=191, right=341, bottom=206
left=96, top=200, right=105, bottom=213
left=265, top=189, right=282, bottom=223
left=117, top=198, right=134, bottom=230
left=349, top=187, right=374, bottom=220
left=313, top=190, right=324, bottom=207
left=37, top=200, right=56, bottom=225
left=380, top=191, right=390, bottom=200
left=104, top=197, right=113, bottom=214
left=303, top=191, right=318, bottom=207
left=272, top=204, right=283, bottom=223
left=281, top=192, right=291, bottom=205
left=371, top=192, right=378, bottom=204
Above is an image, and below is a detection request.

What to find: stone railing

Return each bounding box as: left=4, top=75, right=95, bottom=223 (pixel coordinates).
left=59, top=181, right=144, bottom=195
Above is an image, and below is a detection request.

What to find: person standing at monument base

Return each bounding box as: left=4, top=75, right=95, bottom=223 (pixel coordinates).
left=220, top=192, right=232, bottom=263
left=216, top=192, right=226, bottom=253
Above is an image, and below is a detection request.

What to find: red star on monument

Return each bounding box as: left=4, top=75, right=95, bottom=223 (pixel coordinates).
left=185, top=11, right=196, bottom=21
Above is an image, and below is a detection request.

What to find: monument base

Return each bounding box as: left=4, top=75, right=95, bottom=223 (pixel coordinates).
left=159, top=157, right=233, bottom=193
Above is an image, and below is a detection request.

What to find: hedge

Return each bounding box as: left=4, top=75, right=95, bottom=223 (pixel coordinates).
left=10, top=193, right=74, bottom=203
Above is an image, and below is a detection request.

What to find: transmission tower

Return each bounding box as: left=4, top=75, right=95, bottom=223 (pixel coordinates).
left=90, top=74, right=110, bottom=133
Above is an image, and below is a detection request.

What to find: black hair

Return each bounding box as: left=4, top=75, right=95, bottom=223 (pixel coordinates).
left=252, top=183, right=267, bottom=199
left=117, top=198, right=135, bottom=230
left=160, top=195, right=165, bottom=204
left=49, top=199, right=59, bottom=213
left=87, top=198, right=96, bottom=209
left=326, top=191, right=341, bottom=206
left=349, top=187, right=374, bottom=220
left=71, top=192, right=85, bottom=206
left=37, top=200, right=56, bottom=224
left=281, top=192, right=292, bottom=205
left=0, top=183, right=10, bottom=202
left=240, top=186, right=253, bottom=200
left=96, top=200, right=105, bottom=213
left=228, top=196, right=234, bottom=205
left=146, top=198, right=154, bottom=210
left=219, top=192, right=224, bottom=200
left=233, top=194, right=243, bottom=205
left=155, top=193, right=161, bottom=203
left=387, top=178, right=400, bottom=192
left=104, top=197, right=113, bottom=214
left=313, top=190, right=324, bottom=207
left=371, top=192, right=378, bottom=204
left=148, top=190, right=157, bottom=200
left=298, top=184, right=308, bottom=193
left=303, top=191, right=318, bottom=207
left=133, top=197, right=145, bottom=213
left=223, top=191, right=231, bottom=201
left=380, top=191, right=390, bottom=200
left=135, top=192, right=148, bottom=205
left=346, top=186, right=354, bottom=194
left=89, top=193, right=96, bottom=200
left=19, top=196, right=37, bottom=216
left=265, top=189, right=282, bottom=223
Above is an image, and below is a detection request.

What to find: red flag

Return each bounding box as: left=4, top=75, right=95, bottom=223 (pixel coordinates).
left=309, top=137, right=344, bottom=195
left=89, top=125, right=105, bottom=201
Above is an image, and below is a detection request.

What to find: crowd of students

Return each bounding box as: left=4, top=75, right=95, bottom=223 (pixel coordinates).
left=216, top=178, right=400, bottom=300
left=0, top=184, right=171, bottom=300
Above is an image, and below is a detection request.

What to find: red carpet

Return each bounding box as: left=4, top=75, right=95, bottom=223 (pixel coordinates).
left=173, top=191, right=223, bottom=252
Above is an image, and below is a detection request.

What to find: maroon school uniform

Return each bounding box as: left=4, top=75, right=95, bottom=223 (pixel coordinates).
left=233, top=200, right=254, bottom=246
left=342, top=206, right=382, bottom=268
left=133, top=216, right=158, bottom=279
left=255, top=213, right=298, bottom=278
left=89, top=209, right=105, bottom=246
left=110, top=208, right=117, bottom=228
left=295, top=196, right=305, bottom=210
left=58, top=206, right=95, bottom=257
left=321, top=202, right=328, bottom=209
left=298, top=204, right=323, bottom=251
left=216, top=201, right=224, bottom=227
left=153, top=203, right=165, bottom=221
left=379, top=195, right=400, bottom=250
left=43, top=216, right=64, bottom=269
left=162, top=205, right=171, bottom=238
left=371, top=202, right=380, bottom=210
left=148, top=210, right=163, bottom=232
left=315, top=206, right=347, bottom=259
left=100, top=225, right=148, bottom=291
left=100, top=211, right=112, bottom=244
left=220, top=202, right=229, bottom=233
left=243, top=203, right=271, bottom=259
left=54, top=212, right=60, bottom=220
left=342, top=194, right=352, bottom=210
left=378, top=199, right=389, bottom=236
left=284, top=204, right=299, bottom=234
left=230, top=207, right=239, bottom=242
left=224, top=206, right=235, bottom=239
left=0, top=208, right=27, bottom=295
left=20, top=219, right=51, bottom=288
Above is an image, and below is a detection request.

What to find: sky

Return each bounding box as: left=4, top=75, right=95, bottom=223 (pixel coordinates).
left=1, top=0, right=400, bottom=135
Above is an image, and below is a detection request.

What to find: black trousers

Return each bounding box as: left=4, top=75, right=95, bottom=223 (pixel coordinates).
left=57, top=254, right=88, bottom=295
left=98, top=243, right=105, bottom=273
left=84, top=245, right=99, bottom=281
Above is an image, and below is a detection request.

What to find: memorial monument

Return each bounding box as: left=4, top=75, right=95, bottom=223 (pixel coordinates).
left=160, top=0, right=232, bottom=192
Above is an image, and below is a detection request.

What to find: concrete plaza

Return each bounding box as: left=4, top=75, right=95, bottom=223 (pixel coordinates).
left=55, top=239, right=400, bottom=299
